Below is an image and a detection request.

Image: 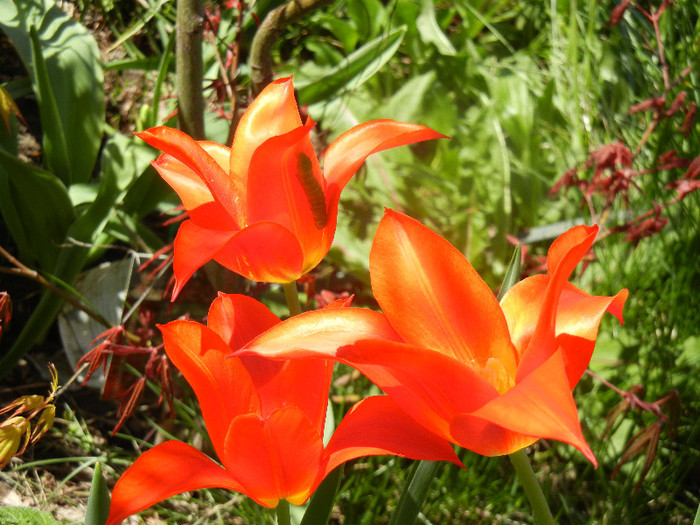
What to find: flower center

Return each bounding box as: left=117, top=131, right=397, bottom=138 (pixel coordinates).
left=474, top=358, right=515, bottom=395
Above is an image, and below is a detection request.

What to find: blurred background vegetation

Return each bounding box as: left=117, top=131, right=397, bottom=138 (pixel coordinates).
left=0, top=0, right=698, bottom=522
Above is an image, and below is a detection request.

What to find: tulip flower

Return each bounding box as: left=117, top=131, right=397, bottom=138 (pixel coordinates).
left=106, top=293, right=461, bottom=525
left=239, top=210, right=628, bottom=465
left=137, top=77, right=445, bottom=298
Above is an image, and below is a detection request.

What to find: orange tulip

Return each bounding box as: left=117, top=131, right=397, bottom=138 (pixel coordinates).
left=105, top=293, right=460, bottom=525
left=239, top=210, right=628, bottom=465
left=137, top=77, right=445, bottom=298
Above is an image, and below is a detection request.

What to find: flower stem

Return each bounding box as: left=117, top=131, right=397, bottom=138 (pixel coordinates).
left=176, top=0, right=205, bottom=138
left=508, top=449, right=555, bottom=525
left=276, top=500, right=291, bottom=525
left=282, top=281, right=302, bottom=317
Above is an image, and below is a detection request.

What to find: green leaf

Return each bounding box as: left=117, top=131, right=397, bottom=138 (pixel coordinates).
left=0, top=165, right=121, bottom=379
left=300, top=465, right=344, bottom=525
left=0, top=0, right=105, bottom=184
left=0, top=147, right=76, bottom=270
left=0, top=507, right=59, bottom=525
left=295, top=26, right=406, bottom=105
left=84, top=463, right=111, bottom=525
left=388, top=461, right=441, bottom=525
left=416, top=0, right=456, bottom=56
left=497, top=243, right=522, bottom=301
left=28, top=24, right=71, bottom=184
left=384, top=71, right=437, bottom=123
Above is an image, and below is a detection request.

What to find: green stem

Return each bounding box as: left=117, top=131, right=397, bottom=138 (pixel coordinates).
left=508, top=449, right=555, bottom=525
left=249, top=0, right=333, bottom=95
left=276, top=500, right=291, bottom=525
left=176, top=0, right=205, bottom=138
left=282, top=281, right=302, bottom=317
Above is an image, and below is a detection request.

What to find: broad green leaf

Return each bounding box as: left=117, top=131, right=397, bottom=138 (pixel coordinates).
left=84, top=463, right=111, bottom=525
left=29, top=24, right=71, bottom=184
left=0, top=0, right=105, bottom=184
left=0, top=507, right=59, bottom=525
left=416, top=0, right=456, bottom=56
left=295, top=26, right=406, bottom=105
left=0, top=148, right=75, bottom=269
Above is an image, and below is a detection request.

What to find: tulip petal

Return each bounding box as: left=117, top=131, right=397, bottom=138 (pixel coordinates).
left=240, top=307, right=497, bottom=442
left=207, top=293, right=280, bottom=350
left=454, top=349, right=597, bottom=465
left=502, top=277, right=627, bottom=366
left=246, top=122, right=332, bottom=274
left=556, top=284, right=628, bottom=341
left=222, top=408, right=324, bottom=507
left=337, top=340, right=499, bottom=441
left=371, top=210, right=517, bottom=374
left=159, top=320, right=258, bottom=455
left=213, top=221, right=305, bottom=283
left=149, top=141, right=231, bottom=211
left=137, top=127, right=243, bottom=226
left=171, top=220, right=236, bottom=299
left=500, top=274, right=549, bottom=357
left=322, top=395, right=463, bottom=480
left=243, top=356, right=333, bottom=428
left=106, top=441, right=244, bottom=525
left=206, top=294, right=334, bottom=425
left=241, top=307, right=404, bottom=358
left=557, top=286, right=627, bottom=387
left=230, top=77, right=302, bottom=185
left=516, top=225, right=599, bottom=382
left=323, top=120, right=447, bottom=206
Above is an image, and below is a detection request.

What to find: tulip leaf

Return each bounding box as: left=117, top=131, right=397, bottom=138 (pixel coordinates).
left=0, top=0, right=105, bottom=184
left=0, top=147, right=76, bottom=270
left=0, top=507, right=59, bottom=525
left=497, top=243, right=522, bottom=301
left=28, top=24, right=71, bottom=185
left=84, top=462, right=111, bottom=525
left=295, top=26, right=406, bottom=105
left=388, top=460, right=441, bottom=525
left=300, top=465, right=344, bottom=525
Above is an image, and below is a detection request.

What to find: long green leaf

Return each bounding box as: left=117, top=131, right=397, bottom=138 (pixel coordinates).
left=295, top=26, right=406, bottom=105
left=28, top=24, right=71, bottom=184
left=300, top=465, right=344, bottom=525
left=85, top=463, right=111, bottom=525
left=0, top=0, right=105, bottom=184
left=388, top=460, right=441, bottom=525
left=497, top=243, right=522, bottom=301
